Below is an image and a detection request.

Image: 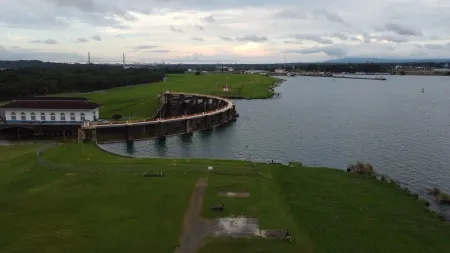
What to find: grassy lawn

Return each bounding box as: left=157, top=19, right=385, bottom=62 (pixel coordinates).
left=82, top=74, right=278, bottom=120
left=1, top=143, right=449, bottom=253
left=0, top=145, right=197, bottom=253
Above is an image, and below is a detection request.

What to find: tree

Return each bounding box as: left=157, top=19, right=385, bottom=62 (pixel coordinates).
left=112, top=114, right=123, bottom=121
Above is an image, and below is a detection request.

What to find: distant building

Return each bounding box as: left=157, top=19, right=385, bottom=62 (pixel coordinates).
left=274, top=69, right=286, bottom=74
left=0, top=97, right=101, bottom=124
left=433, top=68, right=450, bottom=73
left=245, top=70, right=266, bottom=75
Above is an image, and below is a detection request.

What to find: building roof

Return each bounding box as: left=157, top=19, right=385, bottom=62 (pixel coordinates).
left=0, top=100, right=102, bottom=110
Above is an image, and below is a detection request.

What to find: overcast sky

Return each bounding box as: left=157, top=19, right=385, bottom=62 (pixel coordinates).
left=0, top=0, right=449, bottom=63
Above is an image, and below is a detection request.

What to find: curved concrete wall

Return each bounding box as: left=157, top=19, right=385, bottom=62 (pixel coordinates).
left=79, top=92, right=238, bottom=143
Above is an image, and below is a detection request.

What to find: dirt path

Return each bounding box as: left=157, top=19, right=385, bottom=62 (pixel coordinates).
left=174, top=178, right=212, bottom=253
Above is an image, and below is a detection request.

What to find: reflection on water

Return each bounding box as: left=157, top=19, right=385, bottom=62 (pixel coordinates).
left=154, top=138, right=167, bottom=157
left=126, top=140, right=135, bottom=155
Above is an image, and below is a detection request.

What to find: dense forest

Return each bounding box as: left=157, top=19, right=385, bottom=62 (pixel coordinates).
left=0, top=64, right=166, bottom=101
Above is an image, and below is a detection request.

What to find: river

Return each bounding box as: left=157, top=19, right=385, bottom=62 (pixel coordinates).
left=101, top=75, right=450, bottom=195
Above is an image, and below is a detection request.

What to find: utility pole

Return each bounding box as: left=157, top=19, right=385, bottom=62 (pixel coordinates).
left=123, top=53, right=126, bottom=67
left=88, top=52, right=91, bottom=64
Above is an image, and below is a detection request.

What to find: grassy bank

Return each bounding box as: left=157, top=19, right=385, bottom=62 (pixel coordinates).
left=82, top=74, right=278, bottom=120
left=1, top=143, right=449, bottom=253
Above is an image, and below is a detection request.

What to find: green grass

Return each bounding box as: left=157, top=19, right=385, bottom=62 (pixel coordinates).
left=82, top=74, right=278, bottom=120
left=1, top=143, right=449, bottom=253
left=0, top=145, right=197, bottom=253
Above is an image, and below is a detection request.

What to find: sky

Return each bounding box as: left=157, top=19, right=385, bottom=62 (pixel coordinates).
left=0, top=0, right=449, bottom=63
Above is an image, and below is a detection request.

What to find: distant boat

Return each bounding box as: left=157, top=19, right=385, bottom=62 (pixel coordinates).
left=375, top=76, right=387, bottom=81
left=422, top=88, right=425, bottom=93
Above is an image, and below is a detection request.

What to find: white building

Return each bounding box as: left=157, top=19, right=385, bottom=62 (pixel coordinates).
left=0, top=97, right=101, bottom=124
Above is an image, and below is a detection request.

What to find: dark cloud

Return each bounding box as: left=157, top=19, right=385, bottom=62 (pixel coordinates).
left=313, top=9, right=348, bottom=26
left=235, top=35, right=268, bottom=42
left=170, top=25, right=183, bottom=33
left=203, top=15, right=216, bottom=23
left=75, top=37, right=89, bottom=43
left=384, top=23, right=422, bottom=36
left=92, top=35, right=102, bottom=41
left=220, top=37, right=234, bottom=41
left=283, top=46, right=347, bottom=57
left=192, top=37, right=205, bottom=41
left=290, top=34, right=333, bottom=44
left=274, top=9, right=307, bottom=19
left=195, top=25, right=205, bottom=31
left=29, top=39, right=59, bottom=44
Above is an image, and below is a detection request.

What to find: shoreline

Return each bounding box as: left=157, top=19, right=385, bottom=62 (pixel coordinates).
left=38, top=142, right=450, bottom=222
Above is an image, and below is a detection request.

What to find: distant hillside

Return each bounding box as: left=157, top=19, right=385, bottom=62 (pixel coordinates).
left=323, top=58, right=450, bottom=64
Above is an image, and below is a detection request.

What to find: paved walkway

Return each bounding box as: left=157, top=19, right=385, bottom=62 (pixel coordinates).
left=174, top=178, right=212, bottom=253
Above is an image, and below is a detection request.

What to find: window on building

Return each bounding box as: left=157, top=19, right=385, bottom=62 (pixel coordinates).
left=80, top=113, right=86, bottom=121
left=11, top=112, right=16, bottom=120
left=60, top=113, right=66, bottom=121
left=93, top=110, right=97, bottom=121
left=21, top=112, right=26, bottom=121
left=41, top=113, right=46, bottom=121
left=70, top=113, right=76, bottom=121
left=31, top=112, right=36, bottom=121
left=50, top=113, right=56, bottom=121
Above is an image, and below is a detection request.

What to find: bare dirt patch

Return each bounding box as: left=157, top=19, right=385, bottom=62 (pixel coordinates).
left=261, top=229, right=290, bottom=240
left=213, top=217, right=262, bottom=237
left=218, top=192, right=250, bottom=198
left=213, top=217, right=289, bottom=241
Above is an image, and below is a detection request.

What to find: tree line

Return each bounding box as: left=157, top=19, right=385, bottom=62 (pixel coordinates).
left=0, top=64, right=166, bottom=101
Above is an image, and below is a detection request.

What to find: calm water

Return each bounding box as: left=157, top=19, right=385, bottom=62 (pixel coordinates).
left=101, top=75, right=450, bottom=194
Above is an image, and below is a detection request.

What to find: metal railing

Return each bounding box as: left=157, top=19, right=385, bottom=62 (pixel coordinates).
left=84, top=92, right=234, bottom=128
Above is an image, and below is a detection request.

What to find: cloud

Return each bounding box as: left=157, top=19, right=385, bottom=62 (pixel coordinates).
left=313, top=9, right=348, bottom=26
left=29, top=39, right=59, bottom=44
left=220, top=37, right=234, bottom=42
left=170, top=25, right=183, bottom=33
left=384, top=23, right=423, bottom=36
left=420, top=44, right=447, bottom=50
left=284, top=40, right=303, bottom=45
left=91, top=35, right=102, bottom=41
left=290, top=34, right=334, bottom=44
left=283, top=46, right=347, bottom=57
left=274, top=9, right=307, bottom=19
left=192, top=37, right=205, bottom=41
left=146, top=49, right=171, bottom=53
left=75, top=37, right=89, bottom=43
left=195, top=25, right=205, bottom=31
left=0, top=44, right=84, bottom=61
left=130, top=45, right=158, bottom=51
left=331, top=32, right=348, bottom=41
left=235, top=35, right=268, bottom=42
left=203, top=15, right=216, bottom=23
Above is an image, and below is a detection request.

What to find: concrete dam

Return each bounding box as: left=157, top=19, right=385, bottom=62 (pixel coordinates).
left=79, top=91, right=239, bottom=143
